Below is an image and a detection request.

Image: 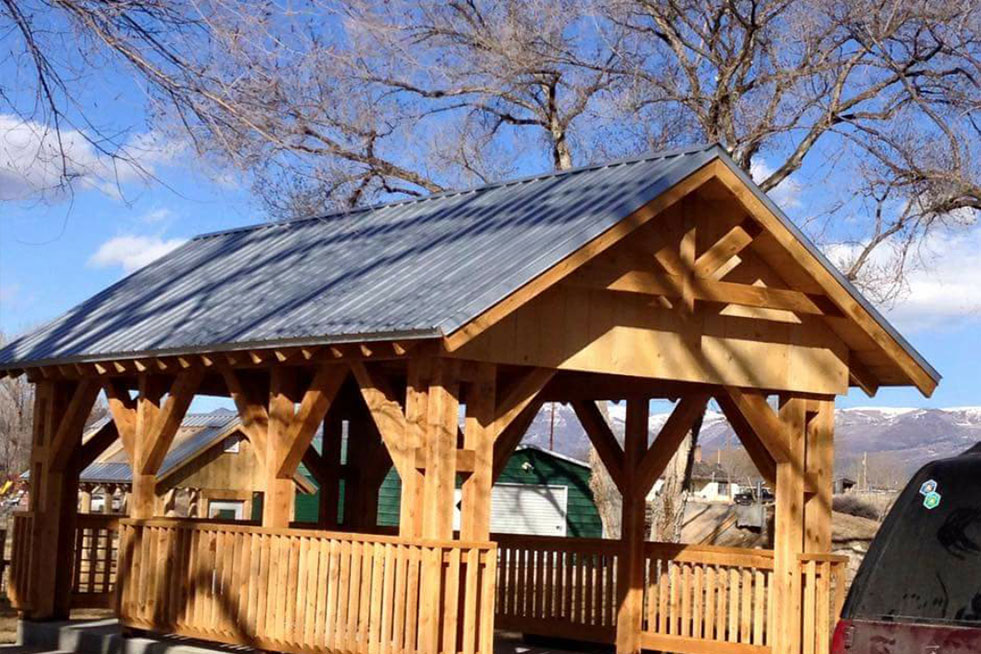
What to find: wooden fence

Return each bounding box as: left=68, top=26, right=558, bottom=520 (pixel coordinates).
left=640, top=543, right=775, bottom=654
left=72, top=513, right=121, bottom=608
left=8, top=514, right=847, bottom=654
left=116, top=518, right=498, bottom=654
left=494, top=534, right=619, bottom=643
left=798, top=553, right=849, bottom=654
left=495, top=534, right=848, bottom=654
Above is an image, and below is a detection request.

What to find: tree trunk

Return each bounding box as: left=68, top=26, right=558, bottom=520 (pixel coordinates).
left=649, top=409, right=705, bottom=542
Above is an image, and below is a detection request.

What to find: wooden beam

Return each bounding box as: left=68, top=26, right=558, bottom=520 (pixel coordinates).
left=444, top=161, right=721, bottom=351
left=773, top=396, right=807, bottom=654
left=848, top=353, right=879, bottom=397
left=579, top=271, right=834, bottom=317
left=694, top=220, right=760, bottom=277
left=263, top=367, right=296, bottom=527
left=103, top=379, right=138, bottom=458
left=350, top=360, right=413, bottom=477
left=709, top=159, right=935, bottom=395
left=139, top=369, right=204, bottom=474
left=492, top=397, right=543, bottom=481
left=301, top=445, right=328, bottom=486
left=414, top=447, right=476, bottom=473
left=679, top=195, right=697, bottom=314
left=49, top=379, right=101, bottom=471
left=715, top=393, right=777, bottom=485
left=721, top=387, right=792, bottom=464
left=571, top=400, right=624, bottom=492
left=491, top=368, right=554, bottom=438
left=804, top=399, right=835, bottom=553
left=421, top=359, right=460, bottom=539
left=636, top=394, right=709, bottom=494
left=276, top=363, right=347, bottom=477
left=221, top=368, right=269, bottom=459
left=79, top=420, right=120, bottom=471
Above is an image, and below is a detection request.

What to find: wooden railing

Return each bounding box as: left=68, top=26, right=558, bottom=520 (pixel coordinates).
left=641, top=543, right=775, bottom=654
left=799, top=553, right=849, bottom=654
left=8, top=511, right=32, bottom=610
left=116, top=518, right=497, bottom=654
left=495, top=535, right=848, bottom=654
left=494, top=534, right=619, bottom=643
left=72, top=513, right=121, bottom=608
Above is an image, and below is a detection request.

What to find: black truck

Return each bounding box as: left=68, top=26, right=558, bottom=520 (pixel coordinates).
left=833, top=445, right=981, bottom=653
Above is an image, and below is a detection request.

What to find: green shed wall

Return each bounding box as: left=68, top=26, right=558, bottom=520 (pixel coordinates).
left=294, top=448, right=602, bottom=538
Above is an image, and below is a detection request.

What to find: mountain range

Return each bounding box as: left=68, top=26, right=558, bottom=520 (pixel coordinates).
left=520, top=403, right=981, bottom=487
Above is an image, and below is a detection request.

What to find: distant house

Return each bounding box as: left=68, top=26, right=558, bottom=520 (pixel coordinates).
left=75, top=410, right=315, bottom=518
left=648, top=447, right=739, bottom=503
left=833, top=476, right=857, bottom=494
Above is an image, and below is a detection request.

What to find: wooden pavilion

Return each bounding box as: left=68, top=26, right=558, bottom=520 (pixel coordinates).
left=1, top=144, right=938, bottom=654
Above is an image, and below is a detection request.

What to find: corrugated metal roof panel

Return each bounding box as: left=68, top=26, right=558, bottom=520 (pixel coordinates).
left=0, top=145, right=719, bottom=366
left=0, top=144, right=937, bottom=386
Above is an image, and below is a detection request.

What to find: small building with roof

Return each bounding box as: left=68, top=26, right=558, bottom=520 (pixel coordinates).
left=0, top=143, right=939, bottom=654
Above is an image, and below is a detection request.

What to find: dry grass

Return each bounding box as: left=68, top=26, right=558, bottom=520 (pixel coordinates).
left=833, top=491, right=896, bottom=522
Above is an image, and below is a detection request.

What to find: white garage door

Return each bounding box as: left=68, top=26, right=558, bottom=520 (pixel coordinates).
left=453, top=483, right=568, bottom=537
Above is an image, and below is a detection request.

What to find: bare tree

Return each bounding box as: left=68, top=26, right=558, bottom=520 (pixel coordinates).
left=648, top=410, right=704, bottom=542
left=599, top=0, right=981, bottom=298
left=0, top=336, right=33, bottom=479
left=5, top=0, right=980, bottom=295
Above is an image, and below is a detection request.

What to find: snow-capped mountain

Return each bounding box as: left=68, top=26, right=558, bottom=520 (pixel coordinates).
left=520, top=403, right=981, bottom=481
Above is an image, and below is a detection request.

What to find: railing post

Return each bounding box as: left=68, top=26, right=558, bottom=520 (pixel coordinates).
left=616, top=398, right=648, bottom=654
left=774, top=396, right=807, bottom=654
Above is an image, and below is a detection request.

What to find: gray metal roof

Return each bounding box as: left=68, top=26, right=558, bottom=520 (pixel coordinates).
left=0, top=144, right=938, bottom=386
left=79, top=410, right=240, bottom=483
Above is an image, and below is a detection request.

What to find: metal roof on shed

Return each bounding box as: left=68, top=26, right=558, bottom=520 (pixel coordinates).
left=0, top=144, right=938, bottom=386
left=80, top=410, right=240, bottom=483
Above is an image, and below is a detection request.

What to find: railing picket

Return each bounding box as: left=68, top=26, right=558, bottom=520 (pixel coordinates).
left=703, top=566, right=715, bottom=641
left=741, top=567, right=753, bottom=643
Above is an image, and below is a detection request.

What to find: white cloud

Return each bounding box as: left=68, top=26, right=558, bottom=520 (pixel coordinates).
left=828, top=228, right=981, bottom=332
left=886, top=229, right=981, bottom=331
left=0, top=115, right=184, bottom=202
left=750, top=159, right=802, bottom=209
left=138, top=208, right=175, bottom=224
left=88, top=235, right=187, bottom=273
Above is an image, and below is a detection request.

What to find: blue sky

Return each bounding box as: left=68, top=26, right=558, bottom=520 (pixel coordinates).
left=1, top=57, right=979, bottom=411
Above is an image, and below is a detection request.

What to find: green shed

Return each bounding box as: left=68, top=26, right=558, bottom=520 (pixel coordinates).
left=294, top=445, right=602, bottom=539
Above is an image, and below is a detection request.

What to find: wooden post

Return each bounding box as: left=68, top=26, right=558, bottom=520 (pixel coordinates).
left=616, top=397, right=648, bottom=654
left=25, top=379, right=99, bottom=619
left=131, top=376, right=163, bottom=519
left=804, top=399, right=834, bottom=553
left=421, top=359, right=460, bottom=540
left=401, top=358, right=431, bottom=538
left=774, top=396, right=807, bottom=654
left=460, top=363, right=496, bottom=540
left=79, top=485, right=92, bottom=513
left=264, top=368, right=297, bottom=527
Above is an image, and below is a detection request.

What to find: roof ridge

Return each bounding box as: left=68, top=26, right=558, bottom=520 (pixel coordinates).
left=192, top=143, right=721, bottom=242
